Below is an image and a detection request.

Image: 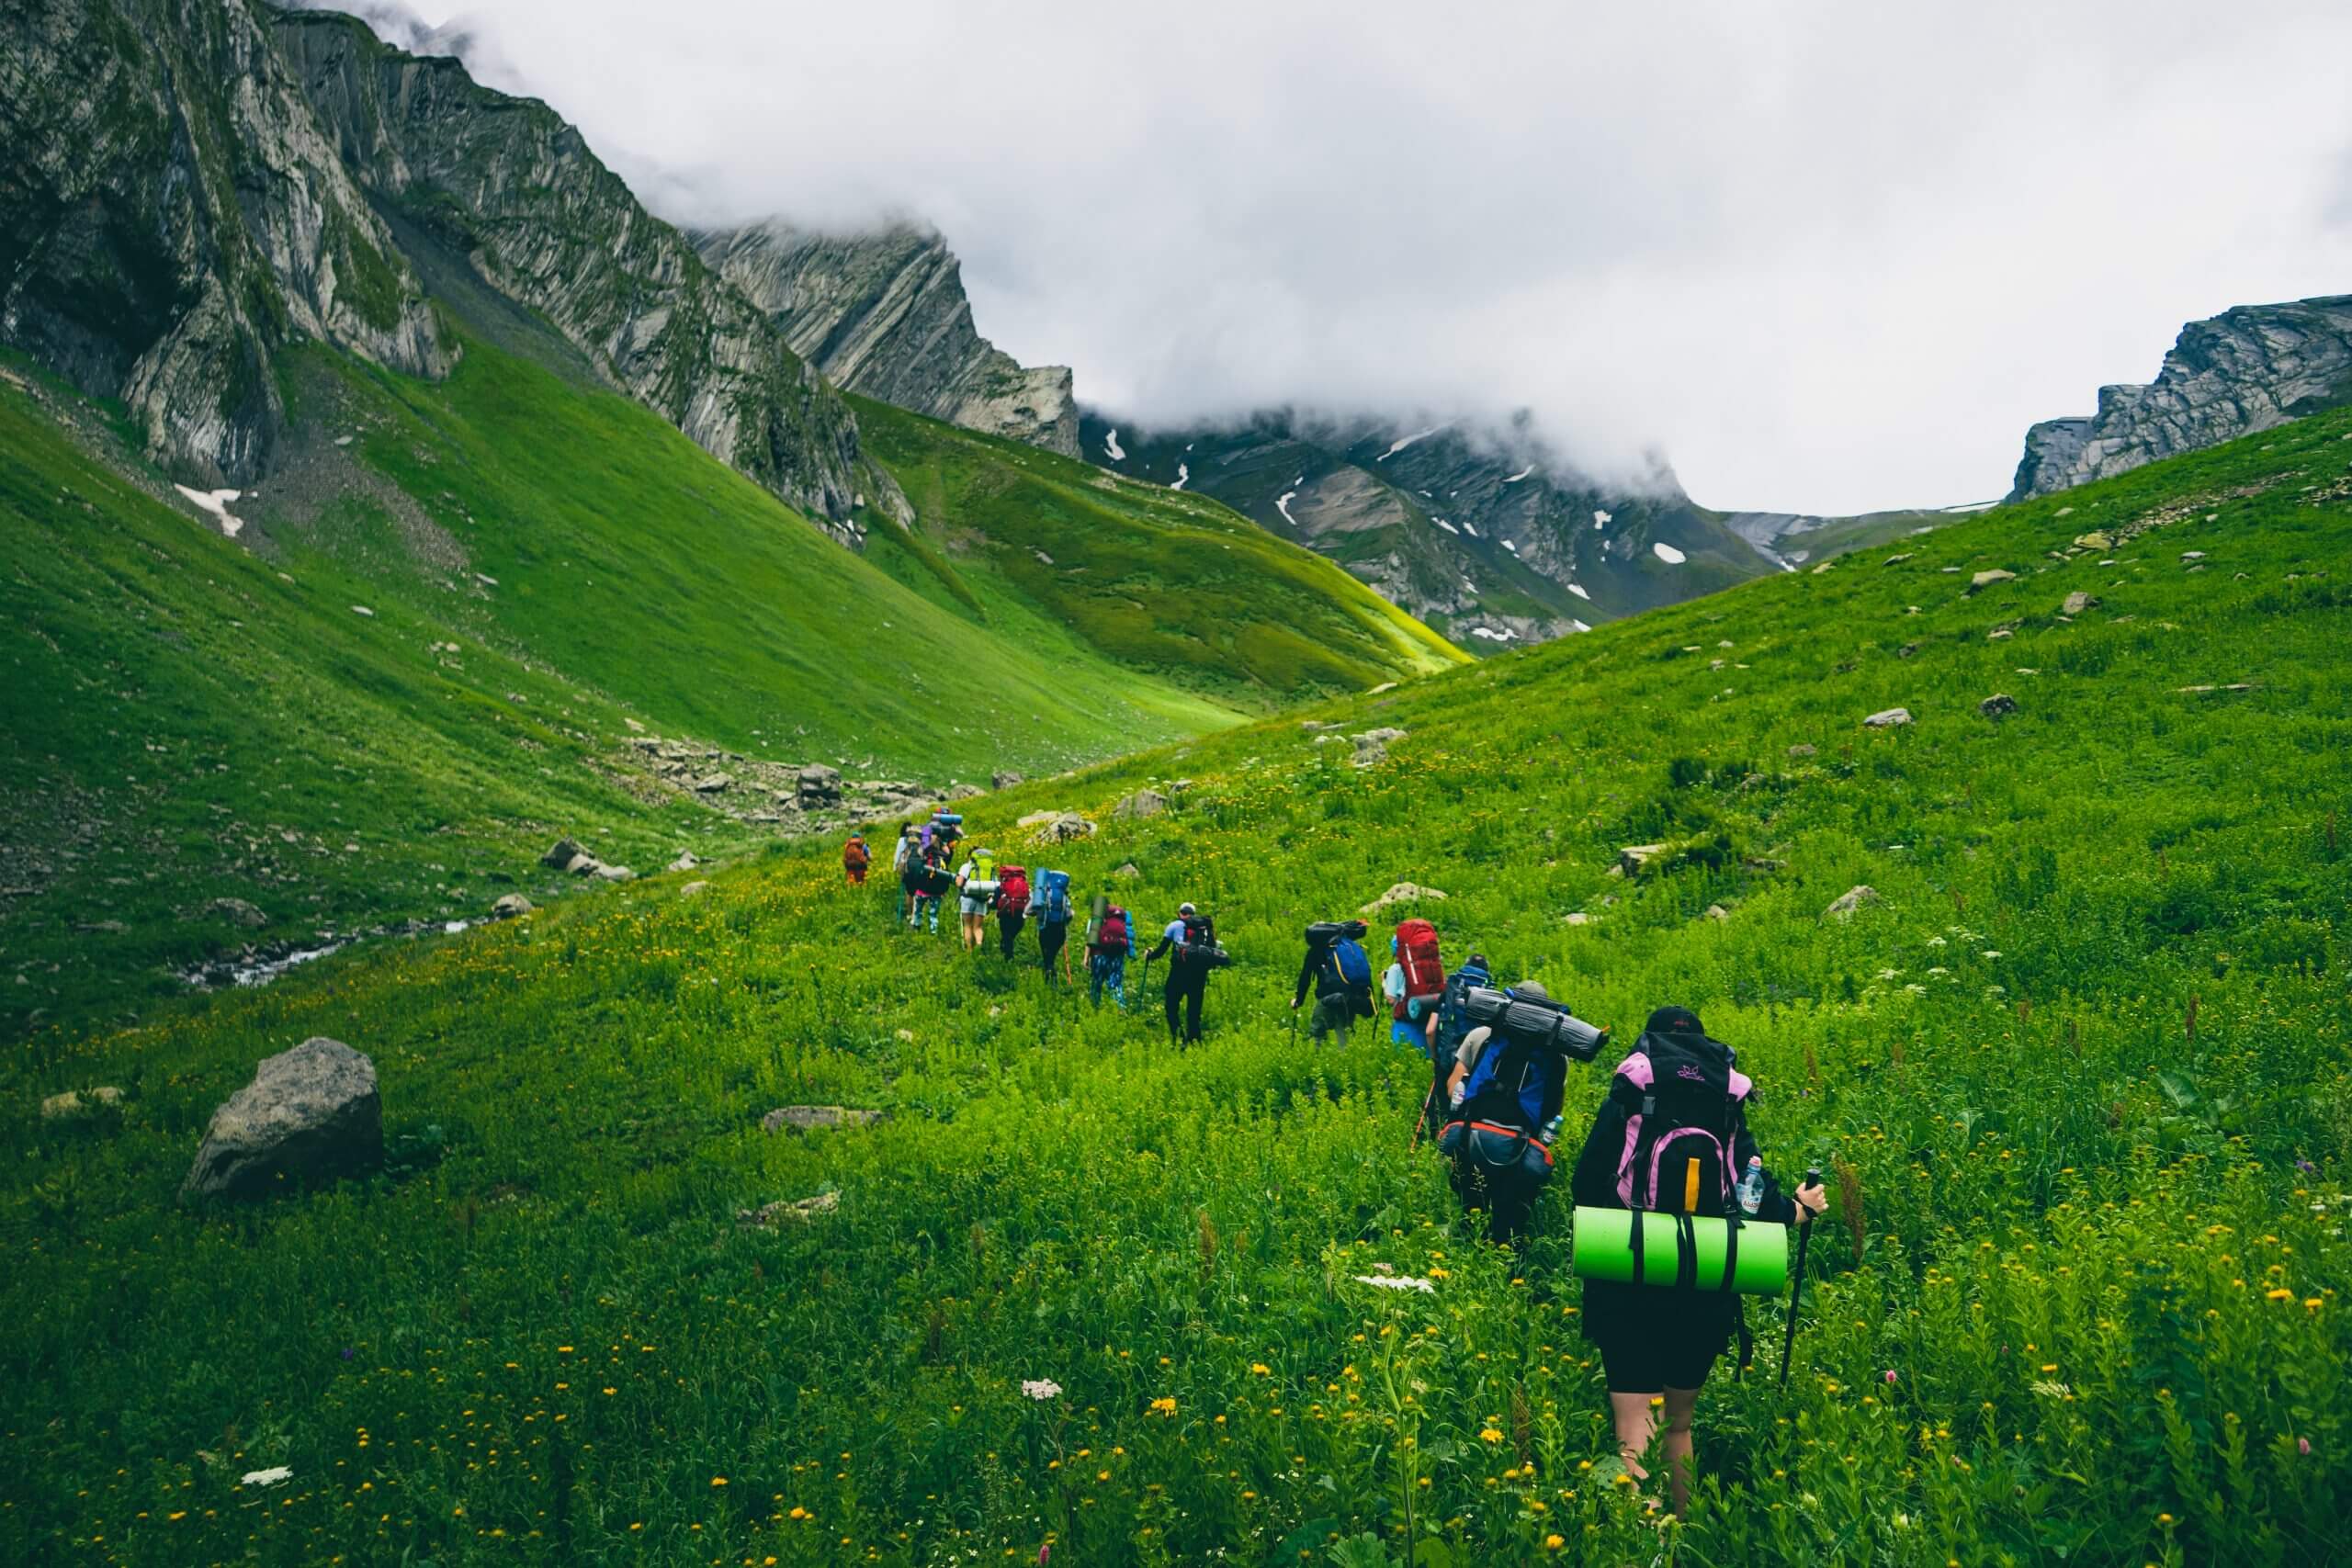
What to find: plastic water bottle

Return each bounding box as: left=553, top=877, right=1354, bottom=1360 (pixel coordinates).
left=1540, top=1114, right=1564, bottom=1145
left=1736, top=1156, right=1765, bottom=1216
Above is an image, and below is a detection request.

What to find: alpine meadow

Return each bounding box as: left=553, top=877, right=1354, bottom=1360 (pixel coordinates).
left=6, top=3, right=2352, bottom=1567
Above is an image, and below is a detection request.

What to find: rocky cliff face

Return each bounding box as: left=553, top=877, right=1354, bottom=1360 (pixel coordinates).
left=2010, top=296, right=2352, bottom=501
left=270, top=9, right=876, bottom=534
left=1081, top=409, right=1775, bottom=649
left=0, top=0, right=447, bottom=485
left=694, top=221, right=1080, bottom=457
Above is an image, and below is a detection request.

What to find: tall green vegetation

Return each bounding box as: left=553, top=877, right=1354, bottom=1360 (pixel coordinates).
left=6, top=397, right=2349, bottom=1564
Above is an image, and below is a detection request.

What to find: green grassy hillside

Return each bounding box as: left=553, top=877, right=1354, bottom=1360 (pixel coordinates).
left=7, top=406, right=2349, bottom=1564
left=857, top=397, right=1466, bottom=694
left=0, top=327, right=1295, bottom=1042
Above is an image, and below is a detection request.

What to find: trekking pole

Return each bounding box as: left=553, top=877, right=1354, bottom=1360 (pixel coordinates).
left=1777, top=1166, right=1823, bottom=1391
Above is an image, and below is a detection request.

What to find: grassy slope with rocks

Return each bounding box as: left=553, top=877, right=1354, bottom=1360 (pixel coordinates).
left=6, top=408, right=2350, bottom=1565
left=11, top=308, right=1439, bottom=1040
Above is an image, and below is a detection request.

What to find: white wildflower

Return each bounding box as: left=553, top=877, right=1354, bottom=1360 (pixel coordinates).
left=1904, top=984, right=1928, bottom=997
left=1355, top=1274, right=1437, bottom=1293
left=1021, top=1380, right=1063, bottom=1401
left=1926, top=966, right=1951, bottom=976
left=1925, top=935, right=1948, bottom=948
left=240, top=1467, right=293, bottom=1488
left=1876, top=968, right=1903, bottom=981
left=1979, top=950, right=2002, bottom=960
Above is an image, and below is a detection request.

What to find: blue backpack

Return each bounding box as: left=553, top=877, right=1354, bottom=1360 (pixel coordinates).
left=1455, top=987, right=1566, bottom=1131
left=1038, top=869, right=1072, bottom=924
left=1332, top=937, right=1372, bottom=987
left=1433, top=962, right=1493, bottom=1062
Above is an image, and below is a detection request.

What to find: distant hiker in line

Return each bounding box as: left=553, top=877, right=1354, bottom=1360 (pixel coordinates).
left=1145, top=902, right=1222, bottom=1045
left=1086, top=898, right=1134, bottom=1009
left=1384, top=917, right=1446, bottom=1055
left=1029, top=869, right=1076, bottom=982
left=1292, top=919, right=1374, bottom=1044
left=955, top=846, right=998, bottom=952
left=1438, top=978, right=1569, bottom=1247
left=892, top=825, right=921, bottom=920
left=842, top=831, right=871, bottom=888
left=1567, top=1004, right=1826, bottom=1516
left=908, top=831, right=949, bottom=934
left=993, top=863, right=1032, bottom=960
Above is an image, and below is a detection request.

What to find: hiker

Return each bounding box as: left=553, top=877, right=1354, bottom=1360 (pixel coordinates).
left=1086, top=897, right=1134, bottom=1009
left=1437, top=979, right=1570, bottom=1246
left=891, top=825, right=920, bottom=920
left=1567, top=1005, right=1826, bottom=1516
left=1383, top=917, right=1446, bottom=1054
left=1029, top=869, right=1076, bottom=981
left=955, top=846, right=998, bottom=952
left=1292, top=919, right=1373, bottom=1044
left=842, top=831, right=871, bottom=888
left=1145, top=902, right=1221, bottom=1044
left=909, top=832, right=950, bottom=933
left=1416, top=950, right=1493, bottom=1140
left=993, top=863, right=1032, bottom=959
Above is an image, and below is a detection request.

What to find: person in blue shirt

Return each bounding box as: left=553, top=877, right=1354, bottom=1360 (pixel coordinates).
left=1144, top=902, right=1216, bottom=1045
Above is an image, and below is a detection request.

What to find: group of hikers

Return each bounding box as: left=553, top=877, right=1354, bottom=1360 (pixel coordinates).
left=839, top=812, right=1829, bottom=1515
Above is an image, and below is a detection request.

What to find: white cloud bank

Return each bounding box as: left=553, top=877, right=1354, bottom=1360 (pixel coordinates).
left=344, top=0, right=2352, bottom=513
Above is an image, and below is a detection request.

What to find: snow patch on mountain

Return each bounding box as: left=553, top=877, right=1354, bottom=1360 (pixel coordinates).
left=1102, top=428, right=1125, bottom=461
left=1376, top=425, right=1443, bottom=461
left=1275, top=490, right=1299, bottom=526
left=1566, top=582, right=1590, bottom=601
left=1652, top=541, right=1687, bottom=565
left=175, top=485, right=246, bottom=537
left=1503, top=466, right=1534, bottom=484
left=1170, top=461, right=1188, bottom=491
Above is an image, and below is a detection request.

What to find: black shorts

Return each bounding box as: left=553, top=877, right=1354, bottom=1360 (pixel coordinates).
left=1589, top=1284, right=1732, bottom=1393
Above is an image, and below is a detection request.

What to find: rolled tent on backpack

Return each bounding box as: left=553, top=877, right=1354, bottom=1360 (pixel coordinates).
left=1569, top=1205, right=1789, bottom=1294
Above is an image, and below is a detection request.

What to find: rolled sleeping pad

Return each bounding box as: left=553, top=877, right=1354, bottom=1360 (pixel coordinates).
left=963, top=879, right=1001, bottom=898
left=1570, top=1205, right=1789, bottom=1295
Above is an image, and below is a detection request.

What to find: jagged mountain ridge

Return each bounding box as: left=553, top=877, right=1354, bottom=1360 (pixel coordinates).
left=693, top=220, right=1080, bottom=458
left=0, top=0, right=888, bottom=536
left=1079, top=409, right=1777, bottom=649
left=2009, top=294, right=2352, bottom=501
left=0, top=0, right=447, bottom=485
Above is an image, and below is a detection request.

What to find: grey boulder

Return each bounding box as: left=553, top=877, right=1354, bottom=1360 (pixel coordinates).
left=1980, top=694, right=2019, bottom=719
left=1114, top=789, right=1170, bottom=819
left=183, top=1038, right=382, bottom=1200
left=1824, top=886, right=1882, bottom=920
left=1862, top=707, right=1913, bottom=728
left=490, top=894, right=535, bottom=919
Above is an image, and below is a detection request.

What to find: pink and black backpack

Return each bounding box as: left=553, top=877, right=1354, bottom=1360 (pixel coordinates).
left=1609, top=1028, right=1754, bottom=1217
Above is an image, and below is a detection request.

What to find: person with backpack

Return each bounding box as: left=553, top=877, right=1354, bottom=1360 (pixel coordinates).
left=1567, top=1005, right=1826, bottom=1516
left=891, top=825, right=921, bottom=921
left=1383, top=918, right=1446, bottom=1054
left=992, top=863, right=1033, bottom=959
left=909, top=833, right=950, bottom=934
left=1292, top=920, right=1373, bottom=1044
left=1144, top=902, right=1221, bottom=1045
left=1086, top=897, right=1134, bottom=1009
left=1415, top=950, right=1493, bottom=1140
left=1028, top=869, right=1076, bottom=982
left=955, top=847, right=999, bottom=952
left=1437, top=978, right=1574, bottom=1244
left=842, top=831, right=871, bottom=888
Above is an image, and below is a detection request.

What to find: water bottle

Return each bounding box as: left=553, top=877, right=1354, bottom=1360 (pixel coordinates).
left=1736, top=1155, right=1766, bottom=1216
left=1539, top=1113, right=1564, bottom=1146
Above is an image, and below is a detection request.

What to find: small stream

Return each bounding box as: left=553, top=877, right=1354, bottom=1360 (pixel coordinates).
left=177, top=919, right=472, bottom=991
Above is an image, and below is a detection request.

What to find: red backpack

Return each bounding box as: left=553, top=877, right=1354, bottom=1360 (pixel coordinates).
left=1093, top=905, right=1131, bottom=953
left=1393, top=918, right=1445, bottom=1021
left=842, top=836, right=869, bottom=871
left=995, top=865, right=1031, bottom=914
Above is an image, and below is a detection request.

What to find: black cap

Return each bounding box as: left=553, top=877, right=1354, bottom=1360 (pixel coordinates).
left=1644, top=1005, right=1705, bottom=1037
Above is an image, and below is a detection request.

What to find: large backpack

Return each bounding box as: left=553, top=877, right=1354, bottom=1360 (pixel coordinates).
left=843, top=836, right=869, bottom=871
left=1179, top=912, right=1229, bottom=969
left=1393, top=918, right=1445, bottom=1021
left=1455, top=991, right=1569, bottom=1132
left=965, top=852, right=996, bottom=887
left=1037, top=870, right=1073, bottom=925
left=1606, top=1032, right=1755, bottom=1217
left=1092, top=905, right=1131, bottom=954
left=994, top=865, right=1031, bottom=914
left=1431, top=960, right=1493, bottom=1062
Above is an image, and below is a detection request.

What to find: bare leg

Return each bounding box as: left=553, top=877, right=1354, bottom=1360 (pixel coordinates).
left=1660, top=1386, right=1701, bottom=1516
left=1609, top=1391, right=1659, bottom=1493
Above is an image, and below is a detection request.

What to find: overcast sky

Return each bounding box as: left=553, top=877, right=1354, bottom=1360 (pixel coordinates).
left=353, top=0, right=2352, bottom=513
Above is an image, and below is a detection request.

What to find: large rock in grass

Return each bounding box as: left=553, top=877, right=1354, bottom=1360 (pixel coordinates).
left=1862, top=707, right=1913, bottom=728
left=1979, top=693, right=2019, bottom=719
left=1967, top=569, right=2017, bottom=592
left=797, top=764, right=842, bottom=808
left=761, top=1105, right=883, bottom=1134
left=1351, top=728, right=1408, bottom=768
left=1114, top=789, right=1169, bottom=819
left=1823, top=886, right=1881, bottom=921
left=183, top=1038, right=381, bottom=1200
left=540, top=837, right=584, bottom=870
left=1362, top=882, right=1447, bottom=915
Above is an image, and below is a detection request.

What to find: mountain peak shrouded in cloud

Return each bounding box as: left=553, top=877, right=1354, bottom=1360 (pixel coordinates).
left=323, top=0, right=2352, bottom=515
